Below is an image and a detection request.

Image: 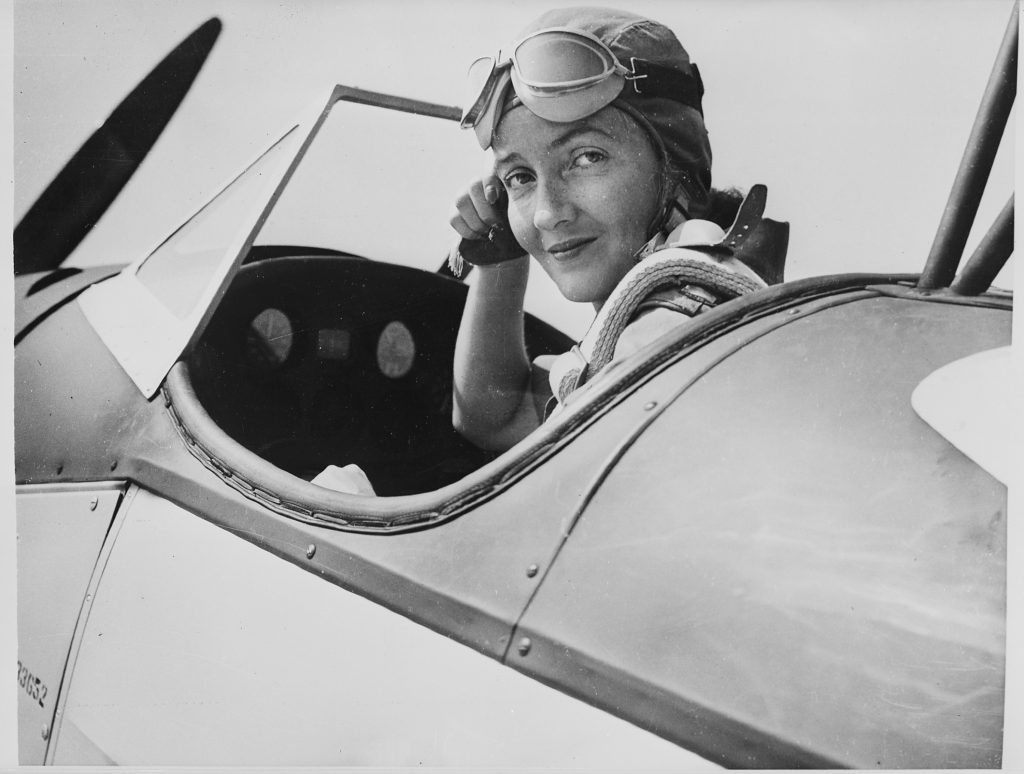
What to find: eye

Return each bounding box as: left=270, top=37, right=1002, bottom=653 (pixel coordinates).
left=572, top=149, right=606, bottom=168
left=502, top=169, right=534, bottom=191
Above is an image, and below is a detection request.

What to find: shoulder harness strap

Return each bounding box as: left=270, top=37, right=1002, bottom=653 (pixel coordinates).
left=549, top=185, right=771, bottom=405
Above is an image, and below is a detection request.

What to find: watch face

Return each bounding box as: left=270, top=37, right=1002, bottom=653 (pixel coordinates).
left=376, top=320, right=415, bottom=379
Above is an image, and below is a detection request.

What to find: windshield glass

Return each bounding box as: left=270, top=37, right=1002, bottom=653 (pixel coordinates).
left=256, top=95, right=593, bottom=336
left=258, top=101, right=478, bottom=272
left=78, top=121, right=308, bottom=398
left=136, top=126, right=303, bottom=319
left=79, top=89, right=596, bottom=400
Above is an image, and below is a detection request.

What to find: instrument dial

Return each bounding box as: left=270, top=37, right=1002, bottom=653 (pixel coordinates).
left=376, top=321, right=415, bottom=378
left=244, top=308, right=293, bottom=369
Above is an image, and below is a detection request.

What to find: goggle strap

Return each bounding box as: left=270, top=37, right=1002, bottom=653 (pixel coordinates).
left=624, top=60, right=705, bottom=116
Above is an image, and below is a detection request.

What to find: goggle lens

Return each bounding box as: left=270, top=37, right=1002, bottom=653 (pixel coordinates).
left=461, top=28, right=706, bottom=148
left=511, top=68, right=622, bottom=123
left=513, top=32, right=616, bottom=89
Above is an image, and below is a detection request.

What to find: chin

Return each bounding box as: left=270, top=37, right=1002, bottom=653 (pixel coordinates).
left=563, top=290, right=615, bottom=312
left=553, top=269, right=623, bottom=306
left=540, top=255, right=630, bottom=306
left=559, top=288, right=591, bottom=304
left=554, top=280, right=604, bottom=305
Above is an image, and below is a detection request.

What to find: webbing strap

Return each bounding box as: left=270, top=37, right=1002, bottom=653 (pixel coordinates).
left=547, top=186, right=773, bottom=405
left=551, top=251, right=764, bottom=402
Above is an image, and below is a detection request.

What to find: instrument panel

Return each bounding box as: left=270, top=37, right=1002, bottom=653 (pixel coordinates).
left=188, top=255, right=571, bottom=495
left=243, top=307, right=412, bottom=377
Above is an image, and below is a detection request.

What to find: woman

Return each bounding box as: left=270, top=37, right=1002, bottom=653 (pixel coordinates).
left=450, top=7, right=777, bottom=452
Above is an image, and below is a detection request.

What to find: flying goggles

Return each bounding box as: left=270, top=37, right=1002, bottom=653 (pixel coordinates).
left=460, top=27, right=704, bottom=149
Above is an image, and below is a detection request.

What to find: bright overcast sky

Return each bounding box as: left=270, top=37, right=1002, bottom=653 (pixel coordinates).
left=13, top=0, right=1016, bottom=291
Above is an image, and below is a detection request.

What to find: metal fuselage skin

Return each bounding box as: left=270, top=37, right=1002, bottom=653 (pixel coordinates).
left=15, top=268, right=1010, bottom=768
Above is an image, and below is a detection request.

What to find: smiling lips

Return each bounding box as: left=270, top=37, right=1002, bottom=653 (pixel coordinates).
left=545, top=236, right=597, bottom=260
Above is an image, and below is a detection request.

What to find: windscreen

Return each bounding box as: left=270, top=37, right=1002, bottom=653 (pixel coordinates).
left=258, top=101, right=480, bottom=272
left=135, top=126, right=304, bottom=320
left=257, top=97, right=592, bottom=338
left=83, top=90, right=592, bottom=400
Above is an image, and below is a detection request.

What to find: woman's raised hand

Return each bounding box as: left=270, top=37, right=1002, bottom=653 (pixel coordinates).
left=449, top=175, right=526, bottom=268
left=449, top=174, right=504, bottom=240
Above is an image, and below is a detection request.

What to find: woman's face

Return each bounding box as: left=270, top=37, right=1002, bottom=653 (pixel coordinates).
left=491, top=105, right=662, bottom=308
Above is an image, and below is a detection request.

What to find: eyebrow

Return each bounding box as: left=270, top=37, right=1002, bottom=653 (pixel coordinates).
left=493, top=123, right=617, bottom=168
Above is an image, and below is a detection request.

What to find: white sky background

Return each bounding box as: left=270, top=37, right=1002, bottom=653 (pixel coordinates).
left=5, top=0, right=1022, bottom=768
left=12, top=0, right=1017, bottom=294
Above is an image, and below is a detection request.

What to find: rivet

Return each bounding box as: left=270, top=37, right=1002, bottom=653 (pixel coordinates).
left=41, top=724, right=50, bottom=741
left=526, top=564, right=539, bottom=578
left=89, top=497, right=98, bottom=511
left=517, top=637, right=532, bottom=656
left=643, top=401, right=658, bottom=411
left=306, top=544, right=316, bottom=559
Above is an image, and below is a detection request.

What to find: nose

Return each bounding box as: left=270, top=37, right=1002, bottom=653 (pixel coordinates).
left=532, top=175, right=573, bottom=232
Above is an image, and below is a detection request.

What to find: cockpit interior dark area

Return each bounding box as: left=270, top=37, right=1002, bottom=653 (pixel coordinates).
left=186, top=253, right=573, bottom=496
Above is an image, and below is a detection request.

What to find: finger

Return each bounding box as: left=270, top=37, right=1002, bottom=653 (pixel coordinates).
left=482, top=174, right=502, bottom=205
left=454, top=194, right=491, bottom=235
left=467, top=178, right=502, bottom=225
left=449, top=211, right=484, bottom=241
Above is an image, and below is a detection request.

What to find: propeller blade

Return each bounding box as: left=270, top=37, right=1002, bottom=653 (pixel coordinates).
left=14, top=17, right=222, bottom=275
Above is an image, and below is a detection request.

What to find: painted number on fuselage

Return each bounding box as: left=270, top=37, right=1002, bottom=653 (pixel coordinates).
left=17, top=661, right=48, bottom=709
